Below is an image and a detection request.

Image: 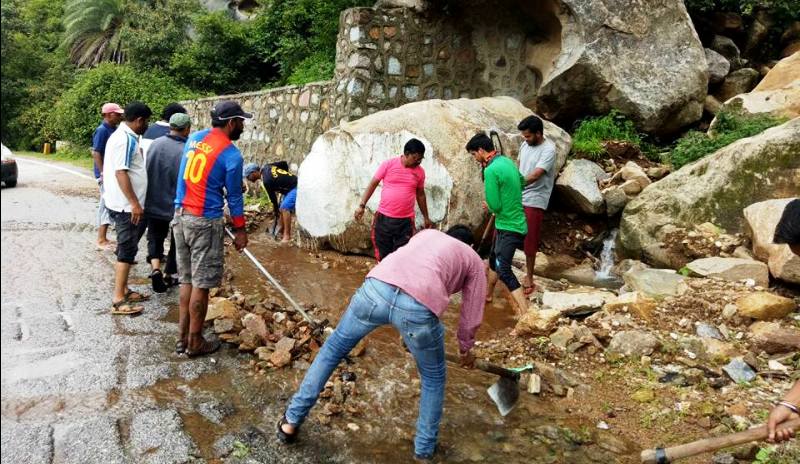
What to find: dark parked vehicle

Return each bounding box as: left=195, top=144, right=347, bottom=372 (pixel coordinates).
left=2, top=144, right=18, bottom=187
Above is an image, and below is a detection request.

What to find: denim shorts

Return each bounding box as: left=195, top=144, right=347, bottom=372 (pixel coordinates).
left=109, top=210, right=146, bottom=264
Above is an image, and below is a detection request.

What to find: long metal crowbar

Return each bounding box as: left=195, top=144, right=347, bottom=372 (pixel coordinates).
left=225, top=228, right=321, bottom=330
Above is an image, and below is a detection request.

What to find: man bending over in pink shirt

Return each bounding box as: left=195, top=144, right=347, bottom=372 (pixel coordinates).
left=354, top=138, right=433, bottom=261
left=277, top=226, right=487, bottom=462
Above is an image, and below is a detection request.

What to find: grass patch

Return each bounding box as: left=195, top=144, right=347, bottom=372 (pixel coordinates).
left=667, top=110, right=787, bottom=169
left=571, top=110, right=642, bottom=160
left=16, top=148, right=95, bottom=172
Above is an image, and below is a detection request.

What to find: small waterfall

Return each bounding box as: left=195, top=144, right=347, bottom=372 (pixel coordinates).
left=595, top=229, right=619, bottom=279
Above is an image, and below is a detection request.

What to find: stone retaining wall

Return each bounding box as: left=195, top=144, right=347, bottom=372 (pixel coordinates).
left=182, top=5, right=539, bottom=166
left=181, top=81, right=336, bottom=168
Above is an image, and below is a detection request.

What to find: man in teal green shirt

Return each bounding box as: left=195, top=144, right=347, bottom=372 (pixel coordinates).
left=466, top=133, right=528, bottom=316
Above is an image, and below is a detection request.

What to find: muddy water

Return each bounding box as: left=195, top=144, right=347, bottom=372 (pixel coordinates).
left=134, top=230, right=629, bottom=463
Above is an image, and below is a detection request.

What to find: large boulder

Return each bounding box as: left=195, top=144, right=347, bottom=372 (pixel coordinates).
left=619, top=118, right=800, bottom=259
left=685, top=257, right=769, bottom=287
left=554, top=159, right=609, bottom=215
left=296, top=97, right=571, bottom=253
left=743, top=198, right=800, bottom=284
left=530, top=0, right=708, bottom=136
left=718, top=53, right=800, bottom=123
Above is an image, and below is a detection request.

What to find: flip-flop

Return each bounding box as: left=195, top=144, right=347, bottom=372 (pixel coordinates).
left=124, top=289, right=150, bottom=302
left=111, top=301, right=143, bottom=315
left=175, top=340, right=187, bottom=354
left=186, top=338, right=221, bottom=358
left=276, top=415, right=300, bottom=444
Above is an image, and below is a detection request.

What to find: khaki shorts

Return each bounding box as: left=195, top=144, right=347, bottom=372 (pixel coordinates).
left=172, top=211, right=225, bottom=289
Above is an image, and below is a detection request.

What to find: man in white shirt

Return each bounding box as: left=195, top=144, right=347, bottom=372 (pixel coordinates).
left=516, top=115, right=556, bottom=294
left=103, top=101, right=153, bottom=315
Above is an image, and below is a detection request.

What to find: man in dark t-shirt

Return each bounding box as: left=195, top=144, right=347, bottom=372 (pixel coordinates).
left=92, top=102, right=124, bottom=250
left=142, top=102, right=187, bottom=159
left=244, top=161, right=297, bottom=243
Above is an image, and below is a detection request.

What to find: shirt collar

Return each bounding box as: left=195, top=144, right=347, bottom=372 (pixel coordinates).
left=156, top=121, right=170, bottom=127
left=119, top=122, right=137, bottom=136
left=167, top=134, right=187, bottom=143
left=484, top=150, right=499, bottom=166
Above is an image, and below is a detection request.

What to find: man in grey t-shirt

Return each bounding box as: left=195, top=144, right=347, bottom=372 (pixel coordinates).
left=517, top=115, right=556, bottom=294
left=144, top=113, right=191, bottom=293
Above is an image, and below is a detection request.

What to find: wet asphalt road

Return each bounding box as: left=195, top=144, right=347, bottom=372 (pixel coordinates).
left=0, top=158, right=321, bottom=464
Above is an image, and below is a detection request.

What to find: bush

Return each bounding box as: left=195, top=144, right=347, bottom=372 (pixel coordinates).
left=571, top=111, right=642, bottom=159
left=286, top=51, right=335, bottom=86
left=48, top=63, right=199, bottom=146
left=684, top=0, right=800, bottom=22
left=666, top=110, right=786, bottom=168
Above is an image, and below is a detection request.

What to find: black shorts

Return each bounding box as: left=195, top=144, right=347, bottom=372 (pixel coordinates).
left=371, top=212, right=415, bottom=261
left=488, top=229, right=525, bottom=292
left=109, top=210, right=147, bottom=264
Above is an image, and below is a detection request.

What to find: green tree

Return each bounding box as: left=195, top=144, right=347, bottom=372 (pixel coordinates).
left=252, top=0, right=372, bottom=84
left=169, top=11, right=276, bottom=94
left=48, top=63, right=199, bottom=146
left=2, top=0, right=75, bottom=149
left=122, top=0, right=197, bottom=71
left=62, top=0, right=129, bottom=66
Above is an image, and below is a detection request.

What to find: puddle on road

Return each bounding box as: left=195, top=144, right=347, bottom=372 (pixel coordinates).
left=128, top=233, right=634, bottom=463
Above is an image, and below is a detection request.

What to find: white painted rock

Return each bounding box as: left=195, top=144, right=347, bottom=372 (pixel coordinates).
left=686, top=257, right=770, bottom=287
left=743, top=198, right=800, bottom=284
left=297, top=97, right=571, bottom=254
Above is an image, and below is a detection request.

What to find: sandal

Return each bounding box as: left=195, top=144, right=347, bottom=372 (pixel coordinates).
left=175, top=340, right=187, bottom=354
left=186, top=338, right=221, bottom=358
left=150, top=270, right=167, bottom=294
left=276, top=415, right=299, bottom=444
left=124, top=289, right=150, bottom=302
left=111, top=301, right=143, bottom=315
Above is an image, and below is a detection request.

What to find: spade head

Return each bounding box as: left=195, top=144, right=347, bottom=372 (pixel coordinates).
left=486, top=376, right=519, bottom=416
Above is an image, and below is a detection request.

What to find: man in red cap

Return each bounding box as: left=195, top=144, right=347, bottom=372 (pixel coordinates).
left=92, top=103, right=124, bottom=250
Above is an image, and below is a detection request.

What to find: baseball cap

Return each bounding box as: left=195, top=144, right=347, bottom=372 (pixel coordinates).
left=169, top=113, right=191, bottom=129
left=211, top=100, right=253, bottom=123
left=101, top=103, right=124, bottom=115
left=243, top=162, right=260, bottom=179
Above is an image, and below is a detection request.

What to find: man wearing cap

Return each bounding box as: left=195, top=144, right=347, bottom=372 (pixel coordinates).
left=103, top=101, right=153, bottom=316
left=173, top=100, right=249, bottom=357
left=244, top=161, right=297, bottom=243
left=92, top=103, right=124, bottom=250
left=142, top=102, right=188, bottom=159
left=144, top=113, right=191, bottom=293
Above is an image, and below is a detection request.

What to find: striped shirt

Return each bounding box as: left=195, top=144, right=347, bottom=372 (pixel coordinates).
left=174, top=128, right=245, bottom=228
left=103, top=122, right=148, bottom=213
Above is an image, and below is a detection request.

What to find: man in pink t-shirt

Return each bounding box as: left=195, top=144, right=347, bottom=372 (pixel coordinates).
left=354, top=138, right=433, bottom=261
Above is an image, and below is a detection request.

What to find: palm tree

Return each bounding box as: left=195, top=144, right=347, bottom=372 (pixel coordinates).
left=62, top=0, right=128, bottom=67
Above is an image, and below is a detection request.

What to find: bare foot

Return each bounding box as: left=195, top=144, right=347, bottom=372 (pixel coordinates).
left=281, top=237, right=291, bottom=244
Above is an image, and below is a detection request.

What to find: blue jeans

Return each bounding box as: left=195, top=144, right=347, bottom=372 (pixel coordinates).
left=285, top=278, right=446, bottom=458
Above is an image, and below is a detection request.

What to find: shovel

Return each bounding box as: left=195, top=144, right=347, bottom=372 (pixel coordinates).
left=444, top=353, right=525, bottom=416
left=640, top=418, right=800, bottom=463
left=224, top=228, right=326, bottom=334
